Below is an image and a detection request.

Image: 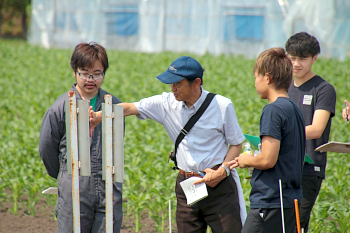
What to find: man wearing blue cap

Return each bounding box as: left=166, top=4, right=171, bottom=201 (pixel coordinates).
left=90, top=56, right=246, bottom=233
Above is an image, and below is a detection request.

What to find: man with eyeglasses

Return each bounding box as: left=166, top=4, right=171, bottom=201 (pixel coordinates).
left=39, top=42, right=123, bottom=233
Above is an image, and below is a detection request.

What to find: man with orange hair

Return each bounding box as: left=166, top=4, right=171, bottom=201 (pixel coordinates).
left=231, top=47, right=306, bottom=233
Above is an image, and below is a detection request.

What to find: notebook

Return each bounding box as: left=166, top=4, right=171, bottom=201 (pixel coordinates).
left=180, top=177, right=208, bottom=205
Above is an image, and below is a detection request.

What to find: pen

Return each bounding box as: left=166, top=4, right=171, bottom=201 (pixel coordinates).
left=346, top=102, right=349, bottom=123
left=198, top=171, right=205, bottom=177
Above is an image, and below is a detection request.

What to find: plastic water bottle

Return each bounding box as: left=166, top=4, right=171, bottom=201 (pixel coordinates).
left=243, top=142, right=253, bottom=179
left=247, top=143, right=261, bottom=179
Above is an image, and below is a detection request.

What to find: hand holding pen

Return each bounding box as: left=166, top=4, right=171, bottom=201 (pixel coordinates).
left=342, top=100, right=350, bottom=123
left=193, top=168, right=226, bottom=188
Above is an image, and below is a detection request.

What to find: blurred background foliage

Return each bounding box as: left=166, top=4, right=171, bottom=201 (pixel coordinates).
left=0, top=0, right=31, bottom=38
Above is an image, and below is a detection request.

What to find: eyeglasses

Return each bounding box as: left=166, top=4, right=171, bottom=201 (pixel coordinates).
left=76, top=70, right=105, bottom=80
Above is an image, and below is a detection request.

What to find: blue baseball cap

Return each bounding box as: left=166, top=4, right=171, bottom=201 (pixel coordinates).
left=156, top=56, right=203, bottom=84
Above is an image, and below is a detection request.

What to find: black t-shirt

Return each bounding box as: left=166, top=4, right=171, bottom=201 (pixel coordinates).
left=250, top=97, right=305, bottom=208
left=288, top=75, right=336, bottom=179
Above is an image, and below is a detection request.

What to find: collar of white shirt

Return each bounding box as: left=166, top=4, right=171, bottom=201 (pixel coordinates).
left=181, top=87, right=207, bottom=111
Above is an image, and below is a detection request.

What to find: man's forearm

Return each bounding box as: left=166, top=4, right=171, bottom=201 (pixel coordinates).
left=220, top=144, right=242, bottom=177
left=193, top=144, right=242, bottom=187
left=224, top=144, right=243, bottom=162
left=89, top=103, right=140, bottom=136
left=305, top=109, right=331, bottom=140
left=119, top=103, right=140, bottom=116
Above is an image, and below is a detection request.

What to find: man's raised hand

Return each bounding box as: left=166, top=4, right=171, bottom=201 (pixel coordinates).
left=89, top=106, right=102, bottom=137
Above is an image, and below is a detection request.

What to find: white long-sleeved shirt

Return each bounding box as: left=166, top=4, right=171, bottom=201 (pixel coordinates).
left=134, top=89, right=245, bottom=172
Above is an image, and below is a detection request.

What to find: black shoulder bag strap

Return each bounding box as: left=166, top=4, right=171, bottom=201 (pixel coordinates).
left=169, top=93, right=216, bottom=170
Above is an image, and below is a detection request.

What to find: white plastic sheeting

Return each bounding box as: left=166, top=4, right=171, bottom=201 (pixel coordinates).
left=28, top=0, right=350, bottom=60
left=283, top=0, right=350, bottom=60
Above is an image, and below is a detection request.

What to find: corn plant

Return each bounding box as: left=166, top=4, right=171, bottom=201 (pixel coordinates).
left=127, top=190, right=150, bottom=232
left=0, top=178, right=8, bottom=208
left=9, top=177, right=24, bottom=215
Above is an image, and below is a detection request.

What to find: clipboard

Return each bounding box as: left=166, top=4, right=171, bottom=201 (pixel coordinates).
left=315, top=141, right=350, bottom=154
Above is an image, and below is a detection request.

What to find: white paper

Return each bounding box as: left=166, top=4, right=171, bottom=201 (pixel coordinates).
left=42, top=187, right=58, bottom=194
left=179, top=177, right=208, bottom=205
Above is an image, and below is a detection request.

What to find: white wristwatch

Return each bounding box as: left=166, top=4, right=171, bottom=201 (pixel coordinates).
left=221, top=164, right=230, bottom=177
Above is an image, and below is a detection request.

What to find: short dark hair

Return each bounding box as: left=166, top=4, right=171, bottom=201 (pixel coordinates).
left=253, top=47, right=293, bottom=91
left=285, top=32, right=320, bottom=58
left=186, top=67, right=204, bottom=85
left=186, top=77, right=203, bottom=86
left=70, top=42, right=109, bottom=73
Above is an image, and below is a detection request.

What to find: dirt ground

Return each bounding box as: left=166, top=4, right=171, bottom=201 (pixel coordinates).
left=0, top=199, right=160, bottom=233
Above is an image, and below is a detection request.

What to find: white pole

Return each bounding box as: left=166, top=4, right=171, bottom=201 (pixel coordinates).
left=104, top=95, right=113, bottom=233
left=68, top=91, right=80, bottom=233
left=279, top=179, right=285, bottom=233
left=169, top=200, right=171, bottom=233
left=112, top=105, right=124, bottom=183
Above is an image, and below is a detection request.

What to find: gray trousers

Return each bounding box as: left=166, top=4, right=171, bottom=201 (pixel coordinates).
left=56, top=170, right=123, bottom=233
